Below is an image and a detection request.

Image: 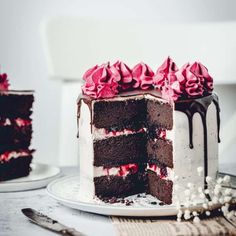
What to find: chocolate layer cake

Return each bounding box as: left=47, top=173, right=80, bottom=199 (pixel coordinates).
left=77, top=59, right=220, bottom=204
left=0, top=72, right=34, bottom=181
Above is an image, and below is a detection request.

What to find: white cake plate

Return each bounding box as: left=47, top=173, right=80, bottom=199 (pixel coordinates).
left=0, top=163, right=61, bottom=192
left=47, top=175, right=229, bottom=217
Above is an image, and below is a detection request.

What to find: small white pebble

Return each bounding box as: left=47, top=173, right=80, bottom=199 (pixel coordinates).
left=223, top=175, right=231, bottom=184
left=192, top=211, right=198, bottom=216
left=206, top=211, right=211, bottom=216
left=217, top=178, right=223, bottom=184
left=206, top=176, right=213, bottom=183
left=193, top=216, right=200, bottom=224
left=204, top=189, right=210, bottom=194
left=197, top=167, right=203, bottom=176
left=224, top=188, right=232, bottom=196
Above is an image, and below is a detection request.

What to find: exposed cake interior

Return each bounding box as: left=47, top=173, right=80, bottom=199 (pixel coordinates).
left=78, top=91, right=219, bottom=204
left=0, top=90, right=34, bottom=181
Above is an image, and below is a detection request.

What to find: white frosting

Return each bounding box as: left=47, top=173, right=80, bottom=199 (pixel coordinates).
left=78, top=100, right=95, bottom=201
left=172, top=103, right=218, bottom=203
left=92, top=126, right=146, bottom=140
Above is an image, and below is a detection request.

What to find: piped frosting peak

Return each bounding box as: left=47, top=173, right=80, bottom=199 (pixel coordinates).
left=82, top=58, right=213, bottom=101
left=0, top=71, right=9, bottom=91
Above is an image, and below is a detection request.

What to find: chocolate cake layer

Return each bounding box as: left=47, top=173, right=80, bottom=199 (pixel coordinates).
left=147, top=99, right=173, bottom=130
left=93, top=98, right=146, bottom=130
left=0, top=92, right=34, bottom=118
left=94, top=172, right=147, bottom=198
left=0, top=125, right=32, bottom=153
left=147, top=170, right=173, bottom=205
left=94, top=133, right=147, bottom=167
left=0, top=155, right=32, bottom=181
left=147, top=138, right=173, bottom=168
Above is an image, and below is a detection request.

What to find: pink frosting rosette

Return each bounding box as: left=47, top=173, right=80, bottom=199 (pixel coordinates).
left=110, top=61, right=134, bottom=91
left=0, top=72, right=9, bottom=91
left=82, top=64, right=119, bottom=98
left=132, top=62, right=154, bottom=90
left=176, top=62, right=213, bottom=98
left=153, top=57, right=178, bottom=90
left=154, top=58, right=213, bottom=101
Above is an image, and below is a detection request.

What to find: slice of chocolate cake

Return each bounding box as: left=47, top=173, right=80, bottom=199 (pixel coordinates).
left=0, top=72, right=34, bottom=181
left=77, top=59, right=220, bottom=205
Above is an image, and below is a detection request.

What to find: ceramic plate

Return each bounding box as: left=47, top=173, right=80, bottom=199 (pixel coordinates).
left=0, top=163, right=61, bottom=192
left=47, top=175, right=222, bottom=217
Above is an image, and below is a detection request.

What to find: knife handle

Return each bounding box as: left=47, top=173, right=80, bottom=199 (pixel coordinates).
left=60, top=228, right=84, bottom=236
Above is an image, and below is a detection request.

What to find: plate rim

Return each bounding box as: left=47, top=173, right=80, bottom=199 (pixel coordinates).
left=47, top=175, right=179, bottom=215
left=0, top=163, right=61, bottom=192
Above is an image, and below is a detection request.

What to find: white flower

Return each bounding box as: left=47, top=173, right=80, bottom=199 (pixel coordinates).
left=192, top=211, right=198, bottom=216
left=204, top=189, right=210, bottom=194
left=223, top=175, right=230, bottom=184
left=197, top=167, right=203, bottom=176
left=224, top=188, right=232, bottom=196
left=224, top=196, right=232, bottom=203
left=205, top=211, right=211, bottom=216
left=217, top=178, right=223, bottom=184
left=193, top=216, right=200, bottom=223
left=206, top=176, right=213, bottom=183
left=202, top=203, right=208, bottom=209
left=184, top=210, right=191, bottom=220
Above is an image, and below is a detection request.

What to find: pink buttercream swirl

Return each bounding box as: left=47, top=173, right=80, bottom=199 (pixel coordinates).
left=132, top=62, right=154, bottom=90
left=110, top=61, right=134, bottom=91
left=82, top=64, right=119, bottom=98
left=0, top=72, right=9, bottom=91
left=154, top=58, right=213, bottom=101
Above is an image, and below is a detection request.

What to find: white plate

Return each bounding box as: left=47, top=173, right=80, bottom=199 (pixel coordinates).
left=47, top=175, right=211, bottom=217
left=0, top=163, right=61, bottom=192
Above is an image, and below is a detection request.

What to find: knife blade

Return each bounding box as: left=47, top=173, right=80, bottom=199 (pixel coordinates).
left=21, top=208, right=84, bottom=236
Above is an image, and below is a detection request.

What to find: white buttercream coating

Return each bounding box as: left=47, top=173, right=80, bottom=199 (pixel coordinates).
left=172, top=103, right=218, bottom=203
left=78, top=100, right=95, bottom=201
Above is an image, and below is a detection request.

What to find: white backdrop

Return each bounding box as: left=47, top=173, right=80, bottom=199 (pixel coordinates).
left=0, top=0, right=236, bottom=165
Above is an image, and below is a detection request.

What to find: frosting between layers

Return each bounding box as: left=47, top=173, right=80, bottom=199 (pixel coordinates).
left=0, top=150, right=32, bottom=162
left=94, top=163, right=138, bottom=177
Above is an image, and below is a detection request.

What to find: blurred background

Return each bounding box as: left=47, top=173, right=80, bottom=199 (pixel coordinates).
left=0, top=0, right=235, bottom=168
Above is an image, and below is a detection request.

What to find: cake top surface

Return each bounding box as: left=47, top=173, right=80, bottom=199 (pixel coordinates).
left=0, top=69, right=34, bottom=95
left=81, top=57, right=213, bottom=102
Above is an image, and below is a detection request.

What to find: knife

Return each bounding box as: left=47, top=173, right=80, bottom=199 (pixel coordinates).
left=21, top=208, right=84, bottom=236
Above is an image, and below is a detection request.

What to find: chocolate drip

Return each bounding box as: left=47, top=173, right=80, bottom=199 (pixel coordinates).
left=77, top=94, right=93, bottom=138
left=175, top=94, right=220, bottom=187
left=212, top=94, right=221, bottom=143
